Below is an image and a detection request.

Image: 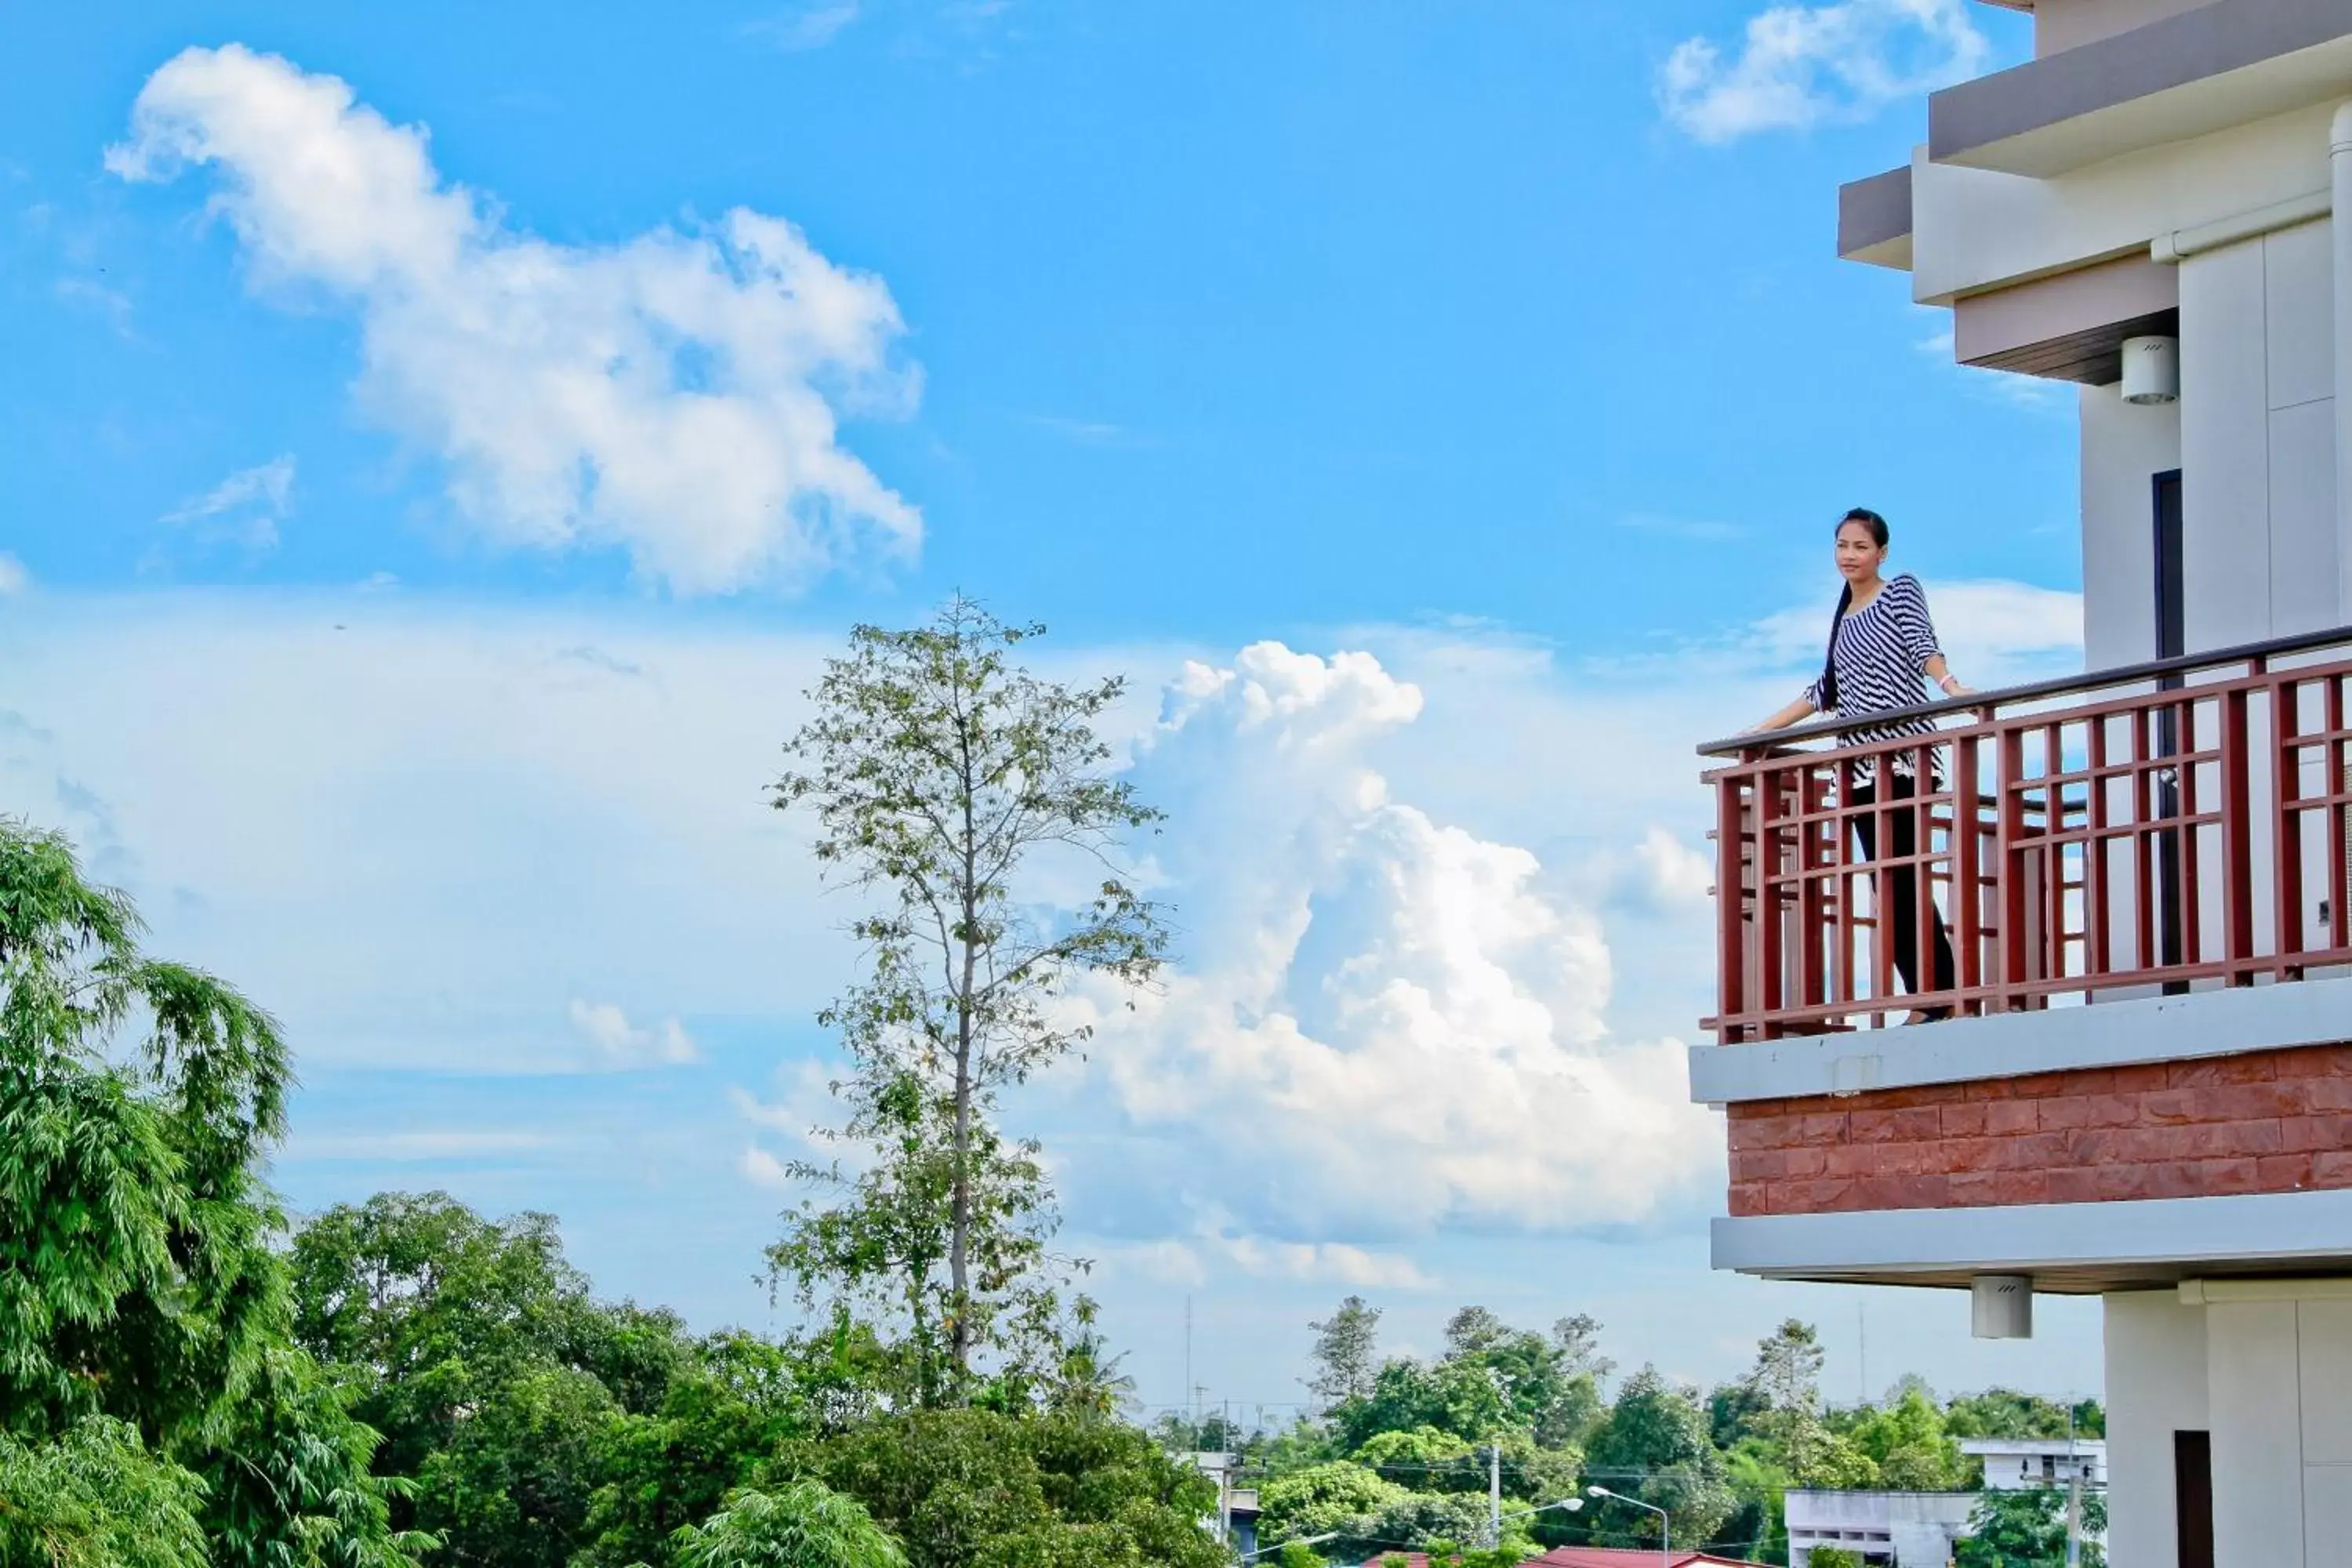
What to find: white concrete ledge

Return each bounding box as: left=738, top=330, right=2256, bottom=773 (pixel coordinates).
left=1714, top=1188, right=2352, bottom=1281
left=1688, top=976, right=2352, bottom=1107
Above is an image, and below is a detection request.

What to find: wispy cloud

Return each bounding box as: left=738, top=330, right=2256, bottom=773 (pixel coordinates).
left=0, top=557, right=26, bottom=597
left=568, top=998, right=701, bottom=1067
left=743, top=2, right=862, bottom=51
left=1616, top=512, right=1749, bottom=542
left=1659, top=0, right=1991, bottom=143
left=1015, top=412, right=1150, bottom=448
left=111, top=45, right=920, bottom=595
left=56, top=276, right=134, bottom=337
left=1105, top=1232, right=1434, bottom=1290
left=158, top=456, right=296, bottom=561
left=282, top=1130, right=564, bottom=1162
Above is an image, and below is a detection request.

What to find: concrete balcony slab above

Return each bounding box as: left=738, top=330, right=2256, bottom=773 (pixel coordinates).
left=1932, top=0, right=2352, bottom=179
left=1714, top=1186, right=2352, bottom=1289
left=1839, top=163, right=1914, bottom=270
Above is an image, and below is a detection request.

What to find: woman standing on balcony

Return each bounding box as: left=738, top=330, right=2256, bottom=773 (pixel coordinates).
left=1751, top=508, right=1970, bottom=1024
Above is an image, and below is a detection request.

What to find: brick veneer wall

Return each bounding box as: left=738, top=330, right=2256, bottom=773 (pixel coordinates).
left=1726, top=1042, right=2352, bottom=1217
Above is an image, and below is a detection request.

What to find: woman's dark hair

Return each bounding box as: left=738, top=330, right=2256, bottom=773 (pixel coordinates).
left=1820, top=508, right=1890, bottom=711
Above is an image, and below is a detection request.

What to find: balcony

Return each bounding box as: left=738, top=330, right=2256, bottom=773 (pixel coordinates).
left=1702, top=627, right=2352, bottom=1046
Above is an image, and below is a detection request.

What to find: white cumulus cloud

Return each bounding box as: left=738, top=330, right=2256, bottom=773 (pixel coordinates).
left=1659, top=0, right=1991, bottom=143
left=568, top=998, right=700, bottom=1067
left=1069, top=642, right=1719, bottom=1238
left=1632, top=826, right=1714, bottom=910
left=109, top=45, right=920, bottom=594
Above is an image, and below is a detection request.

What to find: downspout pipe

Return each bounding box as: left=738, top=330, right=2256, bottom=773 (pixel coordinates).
left=2336, top=102, right=2352, bottom=622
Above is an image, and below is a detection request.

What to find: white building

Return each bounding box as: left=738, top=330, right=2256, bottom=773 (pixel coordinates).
left=1784, top=1490, right=1976, bottom=1568
left=1691, top=7, right=2352, bottom=1568
left=1960, top=1438, right=2107, bottom=1492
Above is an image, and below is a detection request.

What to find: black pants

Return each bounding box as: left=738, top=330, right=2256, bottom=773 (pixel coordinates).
left=1850, top=772, right=1957, bottom=1000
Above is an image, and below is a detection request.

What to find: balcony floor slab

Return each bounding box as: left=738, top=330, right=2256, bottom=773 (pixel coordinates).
left=1690, top=973, right=2352, bottom=1108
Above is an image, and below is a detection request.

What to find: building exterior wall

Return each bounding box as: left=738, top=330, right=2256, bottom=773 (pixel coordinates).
left=2034, top=0, right=2220, bottom=58
left=2095, top=1285, right=2352, bottom=1568
left=1784, top=1490, right=1975, bottom=1568
left=2209, top=1300, right=2304, bottom=1566
left=1961, top=1439, right=2107, bottom=1490
left=2105, top=1291, right=2207, bottom=1568
left=1911, top=101, right=2332, bottom=306
left=2079, top=382, right=2179, bottom=668
left=1725, top=1041, right=2352, bottom=1218
left=2180, top=219, right=2339, bottom=652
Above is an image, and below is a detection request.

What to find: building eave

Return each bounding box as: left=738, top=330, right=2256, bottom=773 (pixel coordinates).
left=1931, top=0, right=2352, bottom=178
left=1713, top=1188, right=2352, bottom=1289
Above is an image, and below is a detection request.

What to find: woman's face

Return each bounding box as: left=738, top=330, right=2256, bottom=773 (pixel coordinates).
left=1835, top=521, right=1886, bottom=583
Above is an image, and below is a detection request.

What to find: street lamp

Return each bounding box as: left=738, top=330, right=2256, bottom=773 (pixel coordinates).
left=1588, top=1484, right=1670, bottom=1568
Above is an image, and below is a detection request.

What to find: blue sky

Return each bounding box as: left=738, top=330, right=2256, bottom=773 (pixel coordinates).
left=0, top=0, right=2106, bottom=1417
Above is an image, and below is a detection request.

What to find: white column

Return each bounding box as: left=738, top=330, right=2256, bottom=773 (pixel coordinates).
left=2330, top=101, right=2352, bottom=621
left=2106, top=1292, right=2209, bottom=1568
left=2209, top=1300, right=2306, bottom=1568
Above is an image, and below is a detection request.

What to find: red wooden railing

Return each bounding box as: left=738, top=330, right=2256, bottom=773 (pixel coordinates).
left=1700, top=629, right=2352, bottom=1044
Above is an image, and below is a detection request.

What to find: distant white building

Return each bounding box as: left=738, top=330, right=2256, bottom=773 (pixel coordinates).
left=1783, top=1490, right=1976, bottom=1568
left=1185, top=1452, right=1258, bottom=1558
left=1960, top=1439, right=2107, bottom=1493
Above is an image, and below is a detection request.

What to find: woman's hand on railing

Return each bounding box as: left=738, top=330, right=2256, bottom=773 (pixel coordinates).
left=1748, top=696, right=1817, bottom=735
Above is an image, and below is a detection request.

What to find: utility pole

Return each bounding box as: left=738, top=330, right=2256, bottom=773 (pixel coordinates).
left=1183, top=1296, right=1192, bottom=1441
left=2064, top=1406, right=2082, bottom=1568
left=1857, top=1300, right=1867, bottom=1406
left=1487, top=1442, right=1502, bottom=1548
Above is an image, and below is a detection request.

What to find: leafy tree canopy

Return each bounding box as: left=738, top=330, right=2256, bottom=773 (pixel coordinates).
left=0, top=818, right=425, bottom=1566
left=672, top=1481, right=906, bottom=1568
left=1954, top=1487, right=2109, bottom=1568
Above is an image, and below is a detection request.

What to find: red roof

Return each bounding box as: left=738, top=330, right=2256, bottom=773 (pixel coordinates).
left=1355, top=1555, right=1764, bottom=1568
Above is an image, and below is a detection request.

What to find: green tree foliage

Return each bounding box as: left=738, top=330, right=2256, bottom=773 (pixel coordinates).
left=1708, top=1379, right=1772, bottom=1451
left=1954, top=1487, right=2108, bottom=1568
left=288, top=1191, right=701, bottom=1566
left=206, top=1348, right=434, bottom=1568
left=671, top=1481, right=906, bottom=1568
left=576, top=1332, right=812, bottom=1567
left=771, top=597, right=1167, bottom=1396
left=1259, top=1461, right=1412, bottom=1544
left=1438, top=1306, right=1607, bottom=1451
left=777, top=1406, right=1225, bottom=1568
left=1848, top=1387, right=1967, bottom=1491
left=1306, top=1296, right=1383, bottom=1412
left=1341, top=1494, right=1489, bottom=1560
left=0, top=1416, right=208, bottom=1568
left=0, top=819, right=425, bottom=1566
left=1808, top=1548, right=1864, bottom=1568
left=1335, top=1359, right=1516, bottom=1454
left=1942, top=1389, right=2106, bottom=1441
left=1582, top=1367, right=1737, bottom=1550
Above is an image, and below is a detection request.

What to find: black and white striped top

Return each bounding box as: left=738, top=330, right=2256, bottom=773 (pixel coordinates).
left=1802, top=573, right=1944, bottom=763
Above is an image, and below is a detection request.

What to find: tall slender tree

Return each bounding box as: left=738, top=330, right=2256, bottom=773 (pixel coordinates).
left=772, top=597, right=1166, bottom=1391
left=1305, top=1297, right=1383, bottom=1413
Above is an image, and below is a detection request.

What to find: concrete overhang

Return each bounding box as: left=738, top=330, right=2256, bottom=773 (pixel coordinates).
left=1838, top=163, right=1915, bottom=269
left=1713, top=1188, right=2352, bottom=1290
left=1931, top=0, right=2352, bottom=178
left=1689, top=976, right=2352, bottom=1107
